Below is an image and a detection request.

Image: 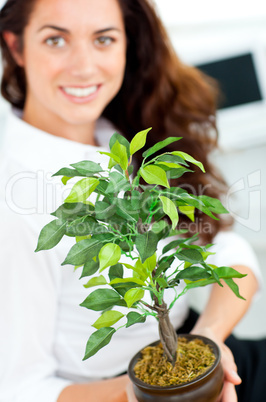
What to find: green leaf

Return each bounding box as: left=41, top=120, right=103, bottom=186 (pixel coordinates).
left=76, top=236, right=88, bottom=242
left=80, top=258, right=99, bottom=278
left=183, top=278, right=217, bottom=291
left=140, top=165, right=169, bottom=188
left=94, top=179, right=109, bottom=195
left=201, top=251, right=216, bottom=261
left=62, top=238, right=103, bottom=266
left=52, top=167, right=83, bottom=178
left=70, top=161, right=103, bottom=175
left=93, top=233, right=114, bottom=243
left=83, top=327, right=116, bottom=360
left=143, top=253, right=157, bottom=272
left=109, top=132, right=130, bottom=158
left=64, top=178, right=99, bottom=203
left=198, top=195, right=228, bottom=214
left=95, top=201, right=116, bottom=220
left=80, top=289, right=125, bottom=311
left=124, top=288, right=145, bottom=308
left=109, top=264, right=124, bottom=281
left=151, top=220, right=168, bottom=234
left=92, top=310, right=124, bottom=329
left=215, top=267, right=247, bottom=279
left=167, top=191, right=219, bottom=220
left=116, top=198, right=138, bottom=222
left=123, top=262, right=148, bottom=281
left=35, top=219, right=67, bottom=251
left=175, top=267, right=211, bottom=281
left=128, top=165, right=134, bottom=176
left=177, top=248, right=204, bottom=264
left=111, top=282, right=141, bottom=297
left=157, top=277, right=168, bottom=288
left=162, top=238, right=186, bottom=254
left=126, top=312, right=146, bottom=328
left=179, top=206, right=195, bottom=222
left=62, top=176, right=73, bottom=185
left=105, top=172, right=131, bottom=194
left=66, top=216, right=98, bottom=236
left=162, top=234, right=199, bottom=254
left=110, top=277, right=145, bottom=286
left=98, top=151, right=121, bottom=165
left=130, top=128, right=152, bottom=155
left=131, top=190, right=141, bottom=210
left=99, top=243, right=121, bottom=272
left=159, top=196, right=179, bottom=229
left=151, top=220, right=170, bottom=241
left=167, top=167, right=193, bottom=179
left=155, top=256, right=175, bottom=278
left=223, top=278, right=245, bottom=300
left=142, top=137, right=182, bottom=158
left=172, top=151, right=205, bottom=172
left=51, top=202, right=94, bottom=221
left=156, top=154, right=189, bottom=166
left=111, top=140, right=128, bottom=171
left=84, top=275, right=107, bottom=288
left=135, top=231, right=158, bottom=263
left=157, top=162, right=183, bottom=169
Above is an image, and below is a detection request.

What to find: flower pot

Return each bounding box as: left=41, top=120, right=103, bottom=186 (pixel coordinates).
left=128, top=334, right=224, bottom=402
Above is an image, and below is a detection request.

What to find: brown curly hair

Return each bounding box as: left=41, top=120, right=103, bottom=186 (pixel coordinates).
left=0, top=0, right=232, bottom=241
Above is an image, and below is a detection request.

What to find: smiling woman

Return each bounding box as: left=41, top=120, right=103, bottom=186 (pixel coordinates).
left=2, top=0, right=127, bottom=144
left=0, top=0, right=263, bottom=402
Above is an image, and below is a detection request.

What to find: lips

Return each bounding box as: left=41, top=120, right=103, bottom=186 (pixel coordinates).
left=62, top=85, right=99, bottom=98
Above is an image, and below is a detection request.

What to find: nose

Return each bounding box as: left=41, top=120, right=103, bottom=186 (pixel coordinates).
left=67, top=42, right=98, bottom=79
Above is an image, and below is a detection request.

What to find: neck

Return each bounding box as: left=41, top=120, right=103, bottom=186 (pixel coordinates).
left=22, top=104, right=97, bottom=146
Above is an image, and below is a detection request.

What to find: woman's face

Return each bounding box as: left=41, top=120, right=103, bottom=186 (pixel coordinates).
left=17, top=0, right=127, bottom=133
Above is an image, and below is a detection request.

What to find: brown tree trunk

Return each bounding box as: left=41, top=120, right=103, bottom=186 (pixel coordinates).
left=155, top=299, right=177, bottom=366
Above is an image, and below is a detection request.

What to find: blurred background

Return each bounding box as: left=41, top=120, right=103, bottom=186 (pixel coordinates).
left=153, top=0, right=266, bottom=338
left=0, top=0, right=265, bottom=337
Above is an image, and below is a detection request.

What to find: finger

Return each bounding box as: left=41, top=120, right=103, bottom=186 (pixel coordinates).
left=221, top=381, right=238, bottom=402
left=220, top=345, right=241, bottom=385
left=224, top=368, right=242, bottom=385
left=126, top=383, right=138, bottom=402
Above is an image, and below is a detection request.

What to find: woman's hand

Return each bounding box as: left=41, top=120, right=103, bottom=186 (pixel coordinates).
left=126, top=381, right=138, bottom=402
left=190, top=327, right=241, bottom=402
left=189, top=265, right=258, bottom=401
left=58, top=374, right=137, bottom=402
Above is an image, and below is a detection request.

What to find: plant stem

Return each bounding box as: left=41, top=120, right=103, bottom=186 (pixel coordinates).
left=154, top=298, right=178, bottom=366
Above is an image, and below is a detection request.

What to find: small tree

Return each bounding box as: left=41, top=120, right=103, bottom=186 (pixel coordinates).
left=36, top=129, right=245, bottom=365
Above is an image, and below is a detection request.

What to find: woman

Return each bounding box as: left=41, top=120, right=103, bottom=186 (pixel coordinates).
left=0, top=0, right=262, bottom=401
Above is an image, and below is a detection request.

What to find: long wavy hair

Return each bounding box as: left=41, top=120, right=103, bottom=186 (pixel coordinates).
left=0, top=0, right=232, bottom=241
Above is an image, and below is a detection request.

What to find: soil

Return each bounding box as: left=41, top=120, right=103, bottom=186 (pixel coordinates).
left=134, top=337, right=216, bottom=387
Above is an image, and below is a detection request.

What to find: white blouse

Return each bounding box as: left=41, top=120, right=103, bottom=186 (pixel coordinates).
left=0, top=108, right=261, bottom=402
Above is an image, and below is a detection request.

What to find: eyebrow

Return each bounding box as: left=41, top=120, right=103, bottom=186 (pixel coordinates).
left=38, top=25, right=122, bottom=34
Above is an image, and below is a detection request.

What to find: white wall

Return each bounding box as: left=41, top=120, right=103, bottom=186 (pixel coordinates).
left=153, top=0, right=266, bottom=337
left=154, top=0, right=266, bottom=26
left=152, top=1, right=266, bottom=243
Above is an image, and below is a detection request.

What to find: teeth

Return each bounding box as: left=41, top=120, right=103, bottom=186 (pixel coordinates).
left=63, top=86, right=98, bottom=97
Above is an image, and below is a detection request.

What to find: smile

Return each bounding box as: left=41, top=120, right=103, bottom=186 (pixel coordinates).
left=62, top=85, right=99, bottom=98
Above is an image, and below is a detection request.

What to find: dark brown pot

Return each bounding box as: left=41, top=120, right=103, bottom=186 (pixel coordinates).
left=128, top=334, right=224, bottom=402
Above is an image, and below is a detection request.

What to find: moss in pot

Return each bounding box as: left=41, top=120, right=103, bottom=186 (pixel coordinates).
left=36, top=129, right=246, bottom=401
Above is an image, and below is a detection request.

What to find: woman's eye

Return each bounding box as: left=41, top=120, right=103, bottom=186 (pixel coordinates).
left=94, top=36, right=114, bottom=47
left=45, top=37, right=66, bottom=48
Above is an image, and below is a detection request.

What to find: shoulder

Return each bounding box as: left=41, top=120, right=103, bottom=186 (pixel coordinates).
left=213, top=230, right=252, bottom=250
left=212, top=230, right=257, bottom=257
left=209, top=230, right=261, bottom=278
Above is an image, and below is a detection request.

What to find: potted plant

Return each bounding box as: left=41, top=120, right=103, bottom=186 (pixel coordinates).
left=36, top=129, right=245, bottom=401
